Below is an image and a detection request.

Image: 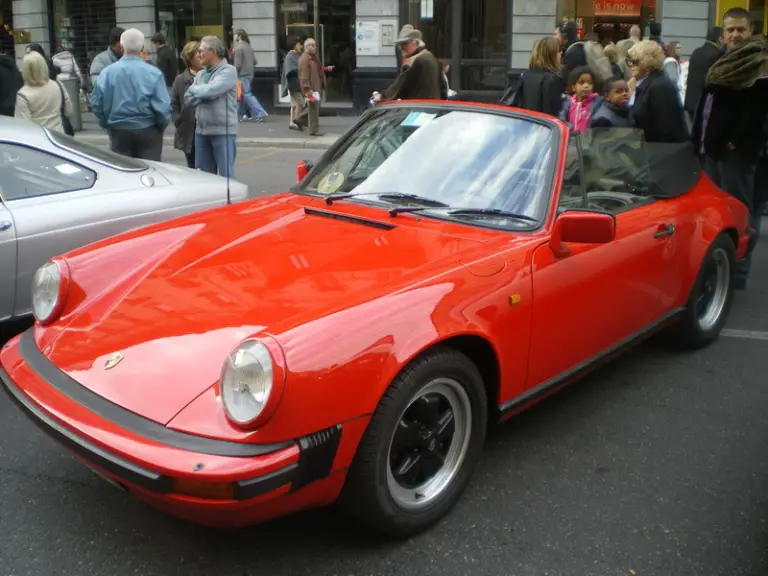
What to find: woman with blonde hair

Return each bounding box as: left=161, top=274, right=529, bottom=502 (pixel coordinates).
left=507, top=36, right=564, bottom=116
left=626, top=39, right=688, bottom=142
left=615, top=38, right=636, bottom=80
left=170, top=40, right=202, bottom=168
left=15, top=50, right=72, bottom=133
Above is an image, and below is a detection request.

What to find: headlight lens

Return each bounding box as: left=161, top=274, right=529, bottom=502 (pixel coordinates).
left=220, top=340, right=274, bottom=426
left=31, top=260, right=66, bottom=324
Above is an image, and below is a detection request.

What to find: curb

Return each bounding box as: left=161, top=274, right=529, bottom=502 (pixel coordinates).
left=75, top=134, right=339, bottom=150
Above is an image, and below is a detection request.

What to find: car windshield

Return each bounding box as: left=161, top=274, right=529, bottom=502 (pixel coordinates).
left=299, top=106, right=557, bottom=229
left=45, top=129, right=148, bottom=172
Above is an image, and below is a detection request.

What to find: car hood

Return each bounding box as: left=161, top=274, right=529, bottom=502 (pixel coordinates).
left=44, top=194, right=491, bottom=425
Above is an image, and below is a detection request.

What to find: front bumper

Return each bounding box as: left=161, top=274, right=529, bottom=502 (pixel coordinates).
left=0, top=330, right=349, bottom=527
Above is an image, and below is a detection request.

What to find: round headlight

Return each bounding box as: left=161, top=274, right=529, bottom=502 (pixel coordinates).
left=31, top=260, right=67, bottom=324
left=220, top=340, right=274, bottom=426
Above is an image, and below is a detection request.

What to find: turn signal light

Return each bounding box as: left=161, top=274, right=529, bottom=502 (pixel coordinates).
left=171, top=478, right=235, bottom=500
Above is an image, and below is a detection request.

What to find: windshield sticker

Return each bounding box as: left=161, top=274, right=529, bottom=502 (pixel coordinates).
left=401, top=111, right=437, bottom=128
left=317, top=171, right=345, bottom=195
left=54, top=164, right=81, bottom=175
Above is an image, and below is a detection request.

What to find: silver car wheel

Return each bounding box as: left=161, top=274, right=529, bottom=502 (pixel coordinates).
left=696, top=247, right=731, bottom=332
left=386, top=378, right=472, bottom=511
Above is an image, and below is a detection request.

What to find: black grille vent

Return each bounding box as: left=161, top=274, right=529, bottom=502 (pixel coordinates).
left=291, top=424, right=343, bottom=492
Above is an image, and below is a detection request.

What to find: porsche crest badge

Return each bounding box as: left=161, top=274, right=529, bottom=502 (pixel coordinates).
left=104, top=352, right=124, bottom=370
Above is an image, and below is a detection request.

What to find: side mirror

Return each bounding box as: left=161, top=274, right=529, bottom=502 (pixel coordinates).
left=550, top=210, right=616, bottom=257
left=296, top=160, right=313, bottom=183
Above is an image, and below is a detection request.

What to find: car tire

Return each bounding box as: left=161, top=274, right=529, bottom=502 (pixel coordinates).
left=340, top=347, right=488, bottom=538
left=668, top=233, right=736, bottom=349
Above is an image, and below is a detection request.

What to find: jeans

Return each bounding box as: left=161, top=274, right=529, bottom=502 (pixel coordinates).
left=702, top=152, right=759, bottom=281
left=109, top=126, right=163, bottom=160
left=195, top=134, right=236, bottom=178
left=239, top=75, right=267, bottom=119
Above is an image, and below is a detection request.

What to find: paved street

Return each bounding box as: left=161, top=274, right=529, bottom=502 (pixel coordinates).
left=159, top=146, right=323, bottom=198
left=2, top=180, right=768, bottom=574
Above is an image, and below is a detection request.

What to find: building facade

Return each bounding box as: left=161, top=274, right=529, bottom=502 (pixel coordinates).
left=3, top=0, right=763, bottom=114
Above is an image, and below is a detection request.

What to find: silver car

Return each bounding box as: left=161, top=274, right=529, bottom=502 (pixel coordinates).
left=0, top=117, right=248, bottom=322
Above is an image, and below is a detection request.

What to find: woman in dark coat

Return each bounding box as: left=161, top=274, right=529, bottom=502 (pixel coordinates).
left=517, top=36, right=565, bottom=117
left=627, top=40, right=689, bottom=143
left=25, top=43, right=60, bottom=80
left=170, top=41, right=202, bottom=168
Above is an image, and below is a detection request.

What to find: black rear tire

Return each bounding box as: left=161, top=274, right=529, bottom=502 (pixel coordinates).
left=339, top=347, right=488, bottom=538
left=667, top=233, right=736, bottom=349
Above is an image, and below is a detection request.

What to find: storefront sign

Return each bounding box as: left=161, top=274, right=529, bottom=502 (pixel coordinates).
left=356, top=21, right=380, bottom=56
left=592, top=0, right=642, bottom=16
left=281, top=4, right=307, bottom=13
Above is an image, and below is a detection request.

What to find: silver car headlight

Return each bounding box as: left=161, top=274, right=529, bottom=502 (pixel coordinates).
left=220, top=340, right=274, bottom=426
left=31, top=260, right=68, bottom=325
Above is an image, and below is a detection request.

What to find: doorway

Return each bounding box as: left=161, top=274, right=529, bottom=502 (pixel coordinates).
left=276, top=0, right=355, bottom=104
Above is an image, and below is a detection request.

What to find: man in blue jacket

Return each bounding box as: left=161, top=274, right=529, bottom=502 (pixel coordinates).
left=91, top=28, right=171, bottom=161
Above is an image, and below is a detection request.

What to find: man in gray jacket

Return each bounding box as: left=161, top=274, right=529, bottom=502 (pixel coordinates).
left=89, top=27, right=124, bottom=88
left=233, top=29, right=267, bottom=121
left=184, top=35, right=239, bottom=177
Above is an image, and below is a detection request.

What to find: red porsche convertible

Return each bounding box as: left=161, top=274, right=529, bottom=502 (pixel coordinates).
left=0, top=101, right=750, bottom=538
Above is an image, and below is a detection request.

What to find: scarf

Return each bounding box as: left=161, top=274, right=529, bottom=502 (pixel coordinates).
left=568, top=92, right=597, bottom=132
left=706, top=35, right=768, bottom=90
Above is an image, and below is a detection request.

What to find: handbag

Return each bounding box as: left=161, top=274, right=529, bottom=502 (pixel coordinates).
left=499, top=74, right=524, bottom=107
left=56, top=81, right=75, bottom=136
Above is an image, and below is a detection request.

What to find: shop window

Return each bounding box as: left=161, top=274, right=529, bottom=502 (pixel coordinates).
left=459, top=0, right=508, bottom=92
left=155, top=0, right=233, bottom=57
left=749, top=0, right=766, bottom=35
left=557, top=0, right=658, bottom=44
left=275, top=0, right=355, bottom=103
left=401, top=0, right=453, bottom=59
left=51, top=0, right=117, bottom=82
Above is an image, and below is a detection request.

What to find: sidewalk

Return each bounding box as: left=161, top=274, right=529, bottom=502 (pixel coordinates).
left=75, top=113, right=358, bottom=149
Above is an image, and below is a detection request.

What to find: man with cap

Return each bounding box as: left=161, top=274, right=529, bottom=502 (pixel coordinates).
left=395, top=24, right=413, bottom=67
left=374, top=27, right=444, bottom=103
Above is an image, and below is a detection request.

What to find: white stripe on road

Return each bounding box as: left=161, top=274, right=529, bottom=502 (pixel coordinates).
left=721, top=329, right=768, bottom=341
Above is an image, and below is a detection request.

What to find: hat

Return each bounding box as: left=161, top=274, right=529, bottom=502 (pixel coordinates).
left=395, top=27, right=422, bottom=44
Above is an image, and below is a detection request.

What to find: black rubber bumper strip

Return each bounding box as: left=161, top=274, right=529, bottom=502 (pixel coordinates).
left=0, top=363, right=171, bottom=493
left=1, top=365, right=300, bottom=500
left=15, top=329, right=295, bottom=457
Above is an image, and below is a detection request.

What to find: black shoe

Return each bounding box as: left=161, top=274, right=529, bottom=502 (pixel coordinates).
left=309, top=131, right=325, bottom=136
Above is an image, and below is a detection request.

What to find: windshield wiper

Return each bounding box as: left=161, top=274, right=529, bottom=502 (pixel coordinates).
left=324, top=191, right=449, bottom=209
left=387, top=206, right=538, bottom=222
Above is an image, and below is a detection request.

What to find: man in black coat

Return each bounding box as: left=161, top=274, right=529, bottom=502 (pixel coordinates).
left=559, top=21, right=586, bottom=87
left=151, top=32, right=178, bottom=89
left=691, top=8, right=768, bottom=289
left=684, top=27, right=723, bottom=120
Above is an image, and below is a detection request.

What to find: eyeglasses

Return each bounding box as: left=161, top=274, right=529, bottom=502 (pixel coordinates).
left=626, top=58, right=639, bottom=66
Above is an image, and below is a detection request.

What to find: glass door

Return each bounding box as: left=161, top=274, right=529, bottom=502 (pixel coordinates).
left=276, top=0, right=354, bottom=103
left=457, top=0, right=508, bottom=99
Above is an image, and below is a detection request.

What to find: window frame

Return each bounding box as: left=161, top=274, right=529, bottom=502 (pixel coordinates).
left=0, top=141, right=97, bottom=203
left=558, top=130, right=666, bottom=217
left=44, top=129, right=148, bottom=173
left=292, top=102, right=564, bottom=234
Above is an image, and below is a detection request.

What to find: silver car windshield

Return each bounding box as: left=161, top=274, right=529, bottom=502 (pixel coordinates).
left=300, top=107, right=557, bottom=228
left=45, top=130, right=148, bottom=172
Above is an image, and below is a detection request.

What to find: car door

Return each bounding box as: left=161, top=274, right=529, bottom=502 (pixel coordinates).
left=525, top=129, right=687, bottom=389
left=0, top=201, right=17, bottom=320
left=0, top=141, right=172, bottom=317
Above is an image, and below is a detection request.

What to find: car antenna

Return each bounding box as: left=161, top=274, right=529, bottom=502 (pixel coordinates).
left=225, top=75, right=232, bottom=205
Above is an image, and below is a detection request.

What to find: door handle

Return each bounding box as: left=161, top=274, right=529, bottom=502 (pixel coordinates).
left=654, top=223, right=675, bottom=239
left=0, top=221, right=11, bottom=232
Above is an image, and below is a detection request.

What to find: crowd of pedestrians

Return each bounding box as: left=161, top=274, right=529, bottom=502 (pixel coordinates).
left=497, top=8, right=767, bottom=290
